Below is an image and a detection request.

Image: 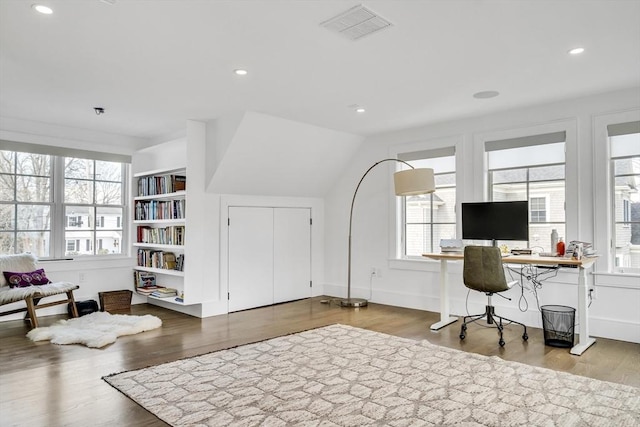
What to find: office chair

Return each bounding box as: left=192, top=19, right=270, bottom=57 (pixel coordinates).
left=459, top=246, right=528, bottom=347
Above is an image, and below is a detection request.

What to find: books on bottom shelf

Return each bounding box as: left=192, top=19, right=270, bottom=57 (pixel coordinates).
left=136, top=284, right=179, bottom=298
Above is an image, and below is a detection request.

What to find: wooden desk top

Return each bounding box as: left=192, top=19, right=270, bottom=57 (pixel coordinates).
left=422, top=252, right=596, bottom=267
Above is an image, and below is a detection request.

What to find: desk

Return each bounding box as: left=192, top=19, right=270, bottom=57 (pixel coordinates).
left=422, top=252, right=597, bottom=355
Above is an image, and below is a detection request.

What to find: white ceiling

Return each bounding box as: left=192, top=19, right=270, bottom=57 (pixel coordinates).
left=1, top=0, right=639, bottom=144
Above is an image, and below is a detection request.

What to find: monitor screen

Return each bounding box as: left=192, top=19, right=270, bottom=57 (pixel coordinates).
left=461, top=201, right=529, bottom=242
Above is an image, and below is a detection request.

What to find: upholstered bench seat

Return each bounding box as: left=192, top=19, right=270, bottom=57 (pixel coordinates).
left=0, top=253, right=80, bottom=328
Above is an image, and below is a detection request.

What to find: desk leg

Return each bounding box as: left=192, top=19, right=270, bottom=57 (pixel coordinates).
left=430, top=259, right=458, bottom=330
left=570, top=265, right=596, bottom=355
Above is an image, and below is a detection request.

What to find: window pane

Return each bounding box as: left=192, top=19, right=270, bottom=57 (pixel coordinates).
left=65, top=206, right=93, bottom=230
left=65, top=158, right=94, bottom=179
left=0, top=205, right=14, bottom=229
left=492, top=182, right=527, bottom=201
left=96, top=230, right=122, bottom=254
left=16, top=152, right=50, bottom=176
left=530, top=181, right=565, bottom=222
left=0, top=232, right=15, bottom=253
left=65, top=231, right=94, bottom=256
left=0, top=174, right=15, bottom=201
left=96, top=207, right=123, bottom=229
left=16, top=176, right=50, bottom=202
left=95, top=181, right=122, bottom=205
left=406, top=224, right=429, bottom=256
left=492, top=169, right=527, bottom=184
left=95, top=161, right=121, bottom=182
left=614, top=224, right=640, bottom=269
left=406, top=196, right=431, bottom=224
left=613, top=158, right=640, bottom=176
left=530, top=225, right=566, bottom=253
left=530, top=164, right=564, bottom=181
left=434, top=172, right=456, bottom=187
left=0, top=151, right=14, bottom=174
left=17, top=205, right=50, bottom=230
left=65, top=179, right=94, bottom=204
left=17, top=231, right=50, bottom=257
left=433, top=187, right=456, bottom=223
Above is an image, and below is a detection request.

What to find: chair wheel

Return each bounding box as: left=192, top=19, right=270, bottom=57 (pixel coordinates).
left=523, top=333, right=528, bottom=341
left=460, top=333, right=465, bottom=340
left=499, top=339, right=505, bottom=347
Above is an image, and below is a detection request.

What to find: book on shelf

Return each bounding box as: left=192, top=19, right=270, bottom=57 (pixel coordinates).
left=133, top=270, right=157, bottom=288
left=137, top=174, right=186, bottom=197
left=137, top=249, right=184, bottom=271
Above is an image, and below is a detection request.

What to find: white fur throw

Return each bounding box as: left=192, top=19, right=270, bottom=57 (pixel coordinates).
left=27, top=311, right=162, bottom=348
left=0, top=282, right=80, bottom=305
left=0, top=253, right=38, bottom=287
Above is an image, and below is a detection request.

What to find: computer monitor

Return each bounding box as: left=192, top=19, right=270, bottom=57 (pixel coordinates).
left=461, top=201, right=529, bottom=246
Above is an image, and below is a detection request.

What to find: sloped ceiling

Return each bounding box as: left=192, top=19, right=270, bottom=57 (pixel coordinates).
left=208, top=112, right=363, bottom=197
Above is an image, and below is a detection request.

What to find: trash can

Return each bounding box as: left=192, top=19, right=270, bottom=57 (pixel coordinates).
left=540, top=305, right=575, bottom=348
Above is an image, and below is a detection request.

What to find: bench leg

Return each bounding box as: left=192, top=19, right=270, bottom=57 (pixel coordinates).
left=67, top=291, right=79, bottom=318
left=24, top=297, right=39, bottom=328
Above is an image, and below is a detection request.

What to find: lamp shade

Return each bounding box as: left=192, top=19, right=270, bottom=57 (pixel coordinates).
left=393, top=168, right=435, bottom=196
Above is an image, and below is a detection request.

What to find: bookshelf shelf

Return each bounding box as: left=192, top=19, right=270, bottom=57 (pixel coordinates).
left=133, top=219, right=185, bottom=226
left=134, top=190, right=186, bottom=201
left=133, top=266, right=185, bottom=276
left=133, top=243, right=184, bottom=250
left=147, top=294, right=186, bottom=305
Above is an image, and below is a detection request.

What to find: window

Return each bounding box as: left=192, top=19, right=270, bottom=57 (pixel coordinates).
left=486, top=131, right=566, bottom=252
left=1, top=144, right=130, bottom=258
left=609, top=121, right=640, bottom=272
left=399, top=147, right=456, bottom=256
left=530, top=196, right=547, bottom=223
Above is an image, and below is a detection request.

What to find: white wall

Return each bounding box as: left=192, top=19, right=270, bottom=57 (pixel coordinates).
left=323, top=87, right=640, bottom=343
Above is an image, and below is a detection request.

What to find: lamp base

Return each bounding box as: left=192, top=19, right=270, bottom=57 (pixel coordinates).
left=339, top=298, right=368, bottom=308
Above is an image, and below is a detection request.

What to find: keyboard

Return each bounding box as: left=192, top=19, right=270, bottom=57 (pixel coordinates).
left=539, top=252, right=558, bottom=257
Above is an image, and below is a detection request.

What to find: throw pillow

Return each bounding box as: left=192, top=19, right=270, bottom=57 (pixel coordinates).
left=3, top=268, right=51, bottom=288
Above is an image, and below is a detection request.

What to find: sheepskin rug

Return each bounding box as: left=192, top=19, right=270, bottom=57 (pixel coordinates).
left=27, top=311, right=162, bottom=348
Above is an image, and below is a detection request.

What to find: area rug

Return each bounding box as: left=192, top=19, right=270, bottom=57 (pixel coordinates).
left=104, top=324, right=639, bottom=426
left=27, top=311, right=162, bottom=348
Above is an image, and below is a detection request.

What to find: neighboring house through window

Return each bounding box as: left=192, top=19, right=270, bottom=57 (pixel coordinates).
left=608, top=121, right=640, bottom=272
left=1, top=142, right=130, bottom=258
left=486, top=131, right=566, bottom=252
left=398, top=147, right=456, bottom=256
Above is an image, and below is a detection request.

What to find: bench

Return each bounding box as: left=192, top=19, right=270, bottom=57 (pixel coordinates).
left=0, top=253, right=79, bottom=328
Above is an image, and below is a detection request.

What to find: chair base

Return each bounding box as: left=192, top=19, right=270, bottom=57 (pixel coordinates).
left=459, top=304, right=528, bottom=347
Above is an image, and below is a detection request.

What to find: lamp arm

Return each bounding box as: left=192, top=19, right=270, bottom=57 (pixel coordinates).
left=347, top=158, right=414, bottom=299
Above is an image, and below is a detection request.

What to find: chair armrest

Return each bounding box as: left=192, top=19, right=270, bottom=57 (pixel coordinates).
left=506, top=280, right=519, bottom=290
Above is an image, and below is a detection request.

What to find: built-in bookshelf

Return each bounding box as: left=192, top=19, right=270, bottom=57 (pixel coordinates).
left=133, top=168, right=186, bottom=303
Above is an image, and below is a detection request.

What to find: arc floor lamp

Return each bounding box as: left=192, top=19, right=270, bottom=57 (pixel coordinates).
left=340, top=158, right=436, bottom=308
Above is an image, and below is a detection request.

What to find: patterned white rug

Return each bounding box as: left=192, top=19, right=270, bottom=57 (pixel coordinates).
left=104, top=324, right=639, bottom=426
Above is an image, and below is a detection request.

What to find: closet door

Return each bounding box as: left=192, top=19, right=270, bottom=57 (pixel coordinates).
left=273, top=208, right=311, bottom=303
left=228, top=207, right=274, bottom=312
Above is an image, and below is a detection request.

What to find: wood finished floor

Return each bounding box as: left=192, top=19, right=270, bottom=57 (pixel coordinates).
left=1, top=297, right=639, bottom=427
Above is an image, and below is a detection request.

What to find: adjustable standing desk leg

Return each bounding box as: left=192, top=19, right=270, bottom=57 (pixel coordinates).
left=430, top=259, right=458, bottom=330
left=570, top=265, right=596, bottom=355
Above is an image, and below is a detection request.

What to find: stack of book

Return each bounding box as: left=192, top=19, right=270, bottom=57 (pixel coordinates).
left=150, top=287, right=178, bottom=298
left=136, top=285, right=162, bottom=296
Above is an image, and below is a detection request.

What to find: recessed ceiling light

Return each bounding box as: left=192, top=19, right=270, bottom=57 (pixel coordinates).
left=234, top=69, right=248, bottom=76
left=356, top=107, right=366, bottom=113
left=568, top=47, right=585, bottom=55
left=32, top=4, right=53, bottom=14
left=473, top=90, right=500, bottom=99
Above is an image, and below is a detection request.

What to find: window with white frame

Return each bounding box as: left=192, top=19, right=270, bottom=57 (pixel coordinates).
left=486, top=131, right=566, bottom=252
left=0, top=143, right=130, bottom=258
left=608, top=121, right=640, bottom=272
left=399, top=147, right=456, bottom=257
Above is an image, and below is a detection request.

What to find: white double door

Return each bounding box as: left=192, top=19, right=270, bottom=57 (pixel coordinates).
left=228, top=206, right=311, bottom=312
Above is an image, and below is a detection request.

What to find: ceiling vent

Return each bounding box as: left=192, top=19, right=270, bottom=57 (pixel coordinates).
left=321, top=5, right=392, bottom=40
